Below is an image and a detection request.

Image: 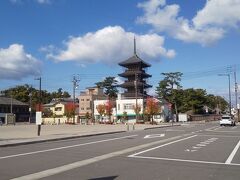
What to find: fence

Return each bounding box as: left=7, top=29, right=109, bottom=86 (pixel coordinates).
left=189, top=114, right=221, bottom=122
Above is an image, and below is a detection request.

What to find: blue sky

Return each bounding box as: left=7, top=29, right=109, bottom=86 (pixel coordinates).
left=0, top=0, right=240, bottom=102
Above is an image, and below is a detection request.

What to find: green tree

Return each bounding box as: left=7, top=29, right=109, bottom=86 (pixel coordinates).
left=96, top=77, right=119, bottom=99
left=122, top=111, right=128, bottom=122
left=2, top=85, right=71, bottom=111
left=156, top=72, right=183, bottom=118
left=156, top=72, right=183, bottom=102
left=51, top=88, right=70, bottom=99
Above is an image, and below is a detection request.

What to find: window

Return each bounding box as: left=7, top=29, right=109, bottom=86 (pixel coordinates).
left=124, top=104, right=133, bottom=110
left=86, top=107, right=91, bottom=110
left=55, top=107, right=62, bottom=111
left=81, top=108, right=84, bottom=110
left=81, top=99, right=84, bottom=101
left=86, top=99, right=90, bottom=101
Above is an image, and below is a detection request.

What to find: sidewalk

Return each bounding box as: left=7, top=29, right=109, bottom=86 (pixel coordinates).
left=0, top=123, right=179, bottom=147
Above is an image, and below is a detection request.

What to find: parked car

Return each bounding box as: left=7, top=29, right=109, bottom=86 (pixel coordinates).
left=220, top=115, right=236, bottom=126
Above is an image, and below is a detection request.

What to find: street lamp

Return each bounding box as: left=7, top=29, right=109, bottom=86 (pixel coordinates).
left=218, top=74, right=231, bottom=115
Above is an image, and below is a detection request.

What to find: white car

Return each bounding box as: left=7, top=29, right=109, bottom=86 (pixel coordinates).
left=220, top=115, right=236, bottom=126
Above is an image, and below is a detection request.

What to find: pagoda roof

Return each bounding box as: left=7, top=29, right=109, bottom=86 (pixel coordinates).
left=118, top=70, right=152, bottom=78
left=119, top=54, right=151, bottom=68
left=119, top=81, right=152, bottom=89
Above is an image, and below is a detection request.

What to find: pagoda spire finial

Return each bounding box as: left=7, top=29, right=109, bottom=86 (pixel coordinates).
left=134, top=36, right=136, bottom=55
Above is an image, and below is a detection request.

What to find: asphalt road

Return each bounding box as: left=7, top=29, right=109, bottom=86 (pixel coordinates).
left=0, top=122, right=240, bottom=180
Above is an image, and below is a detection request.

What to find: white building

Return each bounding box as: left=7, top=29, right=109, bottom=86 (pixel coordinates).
left=93, top=99, right=116, bottom=122
left=116, top=94, right=143, bottom=123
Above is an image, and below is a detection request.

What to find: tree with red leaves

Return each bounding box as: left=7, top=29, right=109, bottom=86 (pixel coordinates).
left=65, top=102, right=75, bottom=123
left=145, top=98, right=160, bottom=124
left=105, top=101, right=113, bottom=123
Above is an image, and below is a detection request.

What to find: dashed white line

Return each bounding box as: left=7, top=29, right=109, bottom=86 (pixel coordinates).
left=128, top=135, right=197, bottom=157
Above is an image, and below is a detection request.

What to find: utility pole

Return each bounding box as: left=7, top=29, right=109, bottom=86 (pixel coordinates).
left=10, top=90, right=13, bottom=114
left=234, top=67, right=239, bottom=122
left=29, top=91, right=32, bottom=124
left=135, top=73, right=138, bottom=123
left=35, top=77, right=42, bottom=136
left=72, top=75, right=80, bottom=124
left=218, top=74, right=231, bottom=115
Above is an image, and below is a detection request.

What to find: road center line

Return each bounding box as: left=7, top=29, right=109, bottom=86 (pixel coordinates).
left=225, top=140, right=240, bottom=164
left=0, top=134, right=138, bottom=160
left=10, top=135, right=186, bottom=180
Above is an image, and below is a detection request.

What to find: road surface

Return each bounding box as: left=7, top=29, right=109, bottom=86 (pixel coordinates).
left=0, top=122, right=240, bottom=180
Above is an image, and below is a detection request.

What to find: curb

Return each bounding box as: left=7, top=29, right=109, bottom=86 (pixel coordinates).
left=144, top=124, right=181, bottom=130
left=0, top=131, right=126, bottom=148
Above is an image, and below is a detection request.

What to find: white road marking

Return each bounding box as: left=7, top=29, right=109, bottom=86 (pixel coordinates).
left=0, top=135, right=138, bottom=160
left=186, top=138, right=218, bottom=152
left=144, top=134, right=165, bottom=139
left=231, top=127, right=237, bottom=130
left=196, top=144, right=206, bottom=147
left=192, top=146, right=201, bottom=149
left=200, top=142, right=210, bottom=145
left=10, top=135, right=186, bottom=180
left=130, top=155, right=240, bottom=166
left=129, top=135, right=197, bottom=157
left=225, top=140, right=240, bottom=164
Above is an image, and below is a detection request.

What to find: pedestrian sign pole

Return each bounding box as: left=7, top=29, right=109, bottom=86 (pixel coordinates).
left=36, top=111, right=42, bottom=136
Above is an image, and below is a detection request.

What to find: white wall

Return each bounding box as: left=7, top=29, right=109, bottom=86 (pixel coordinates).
left=93, top=100, right=109, bottom=116
left=116, top=98, right=143, bottom=116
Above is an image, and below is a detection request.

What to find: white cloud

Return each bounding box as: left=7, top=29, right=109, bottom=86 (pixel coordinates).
left=36, top=0, right=51, bottom=4
left=10, top=0, right=52, bottom=4
left=193, top=0, right=240, bottom=29
left=137, top=0, right=240, bottom=46
left=46, top=26, right=175, bottom=64
left=0, top=44, right=42, bottom=80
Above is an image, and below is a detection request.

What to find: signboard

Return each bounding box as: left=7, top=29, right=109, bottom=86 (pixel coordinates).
left=36, top=111, right=42, bottom=125
left=178, top=113, right=188, bottom=122
left=5, top=113, right=16, bottom=125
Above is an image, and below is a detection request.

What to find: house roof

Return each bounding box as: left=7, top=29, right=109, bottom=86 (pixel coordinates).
left=0, top=97, right=28, bottom=106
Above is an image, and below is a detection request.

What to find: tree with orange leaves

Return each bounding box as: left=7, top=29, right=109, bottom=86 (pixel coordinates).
left=96, top=104, right=106, bottom=122
left=145, top=98, right=160, bottom=124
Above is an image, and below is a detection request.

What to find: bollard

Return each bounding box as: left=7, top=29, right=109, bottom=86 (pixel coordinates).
left=37, top=125, right=41, bottom=136
left=133, top=123, right=135, bottom=130
left=127, top=123, right=129, bottom=131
